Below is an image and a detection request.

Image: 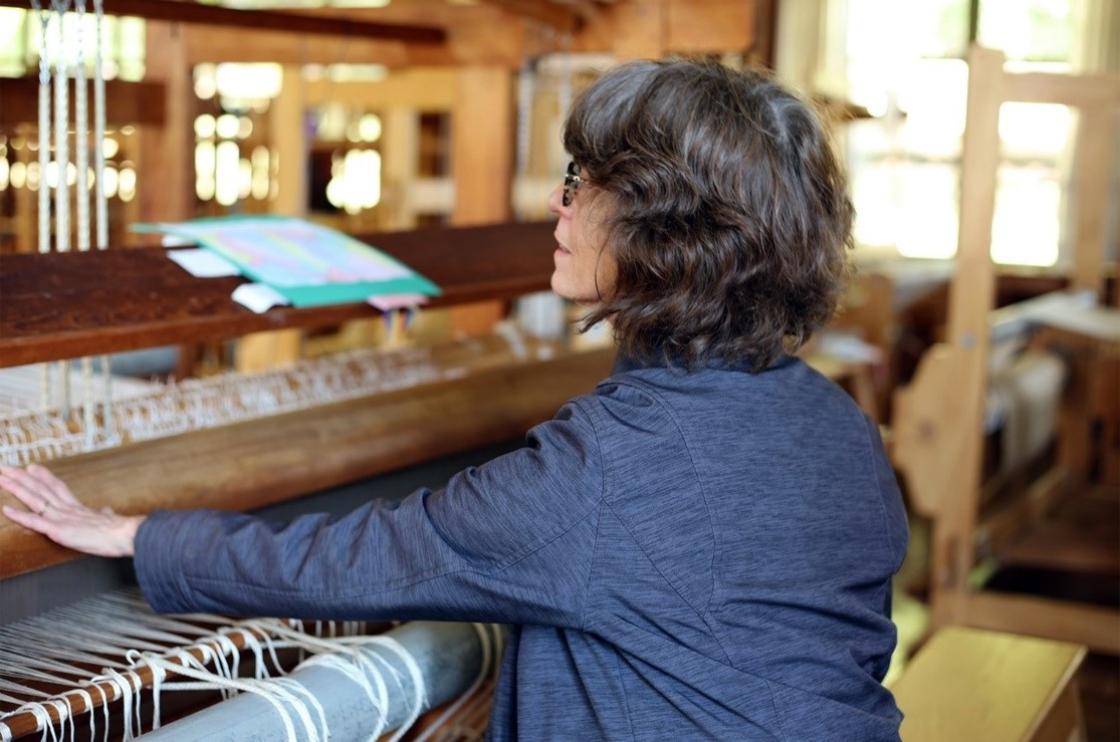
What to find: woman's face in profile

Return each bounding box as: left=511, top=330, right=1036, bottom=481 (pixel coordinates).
left=548, top=171, right=617, bottom=305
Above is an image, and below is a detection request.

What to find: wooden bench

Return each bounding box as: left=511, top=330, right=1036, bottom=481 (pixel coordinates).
left=893, top=627, right=1087, bottom=742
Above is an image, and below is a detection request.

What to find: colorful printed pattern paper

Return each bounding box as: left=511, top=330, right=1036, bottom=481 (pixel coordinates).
left=135, top=216, right=440, bottom=308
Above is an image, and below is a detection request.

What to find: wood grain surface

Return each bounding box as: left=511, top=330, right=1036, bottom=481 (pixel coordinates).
left=894, top=626, right=1086, bottom=742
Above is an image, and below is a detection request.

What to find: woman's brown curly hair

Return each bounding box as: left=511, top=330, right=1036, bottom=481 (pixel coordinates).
left=564, top=59, right=853, bottom=372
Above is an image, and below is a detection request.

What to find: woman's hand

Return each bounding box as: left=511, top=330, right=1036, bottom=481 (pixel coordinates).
left=0, top=465, right=144, bottom=558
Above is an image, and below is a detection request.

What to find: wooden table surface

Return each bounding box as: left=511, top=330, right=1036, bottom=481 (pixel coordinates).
left=893, top=626, right=1086, bottom=742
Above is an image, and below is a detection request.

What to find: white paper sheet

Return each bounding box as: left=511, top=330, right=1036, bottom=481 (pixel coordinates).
left=167, top=248, right=241, bottom=278
left=232, top=283, right=290, bottom=313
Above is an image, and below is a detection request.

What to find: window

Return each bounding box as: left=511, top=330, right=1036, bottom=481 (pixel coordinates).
left=840, top=0, right=1078, bottom=267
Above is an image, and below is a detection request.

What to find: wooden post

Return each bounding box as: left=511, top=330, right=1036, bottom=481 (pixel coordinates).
left=934, top=46, right=1004, bottom=622
left=141, top=22, right=197, bottom=372
left=236, top=65, right=306, bottom=373
left=138, top=22, right=192, bottom=225
left=449, top=66, right=514, bottom=336
left=1068, top=106, right=1116, bottom=298
left=13, top=131, right=35, bottom=253
left=891, top=47, right=1005, bottom=629
left=382, top=106, right=420, bottom=231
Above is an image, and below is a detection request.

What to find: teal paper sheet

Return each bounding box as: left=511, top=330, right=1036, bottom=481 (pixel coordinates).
left=135, top=215, right=440, bottom=308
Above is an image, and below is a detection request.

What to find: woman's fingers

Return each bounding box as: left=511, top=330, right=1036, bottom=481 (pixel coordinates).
left=0, top=467, right=55, bottom=507
left=26, top=464, right=82, bottom=506
left=0, top=472, right=51, bottom=515
left=1, top=503, right=53, bottom=535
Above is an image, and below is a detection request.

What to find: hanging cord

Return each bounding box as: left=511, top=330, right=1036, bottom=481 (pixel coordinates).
left=50, top=0, right=71, bottom=253
left=50, top=0, right=73, bottom=421
left=72, top=0, right=97, bottom=446
left=73, top=0, right=89, bottom=253
left=91, top=0, right=107, bottom=251
left=31, top=1, right=53, bottom=413
left=30, top=1, right=52, bottom=255
left=91, top=0, right=113, bottom=435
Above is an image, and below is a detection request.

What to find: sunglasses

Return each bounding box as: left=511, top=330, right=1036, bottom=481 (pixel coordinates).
left=562, top=161, right=585, bottom=207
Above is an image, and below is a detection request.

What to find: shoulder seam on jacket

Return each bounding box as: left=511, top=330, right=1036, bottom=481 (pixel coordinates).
left=596, top=377, right=731, bottom=667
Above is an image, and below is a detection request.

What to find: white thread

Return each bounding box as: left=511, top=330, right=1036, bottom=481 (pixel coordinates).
left=30, top=1, right=51, bottom=255
left=0, top=594, right=484, bottom=742
left=141, top=655, right=306, bottom=742
left=92, top=0, right=108, bottom=250
left=73, top=0, right=89, bottom=254
left=51, top=0, right=71, bottom=254
left=1, top=340, right=483, bottom=467
left=31, top=1, right=53, bottom=415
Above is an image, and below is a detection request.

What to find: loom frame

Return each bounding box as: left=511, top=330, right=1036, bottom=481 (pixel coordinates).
left=890, top=45, right=1120, bottom=653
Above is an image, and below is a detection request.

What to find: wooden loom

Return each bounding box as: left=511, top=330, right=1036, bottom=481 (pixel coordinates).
left=0, top=3, right=783, bottom=737
left=891, top=46, right=1120, bottom=653
left=0, top=219, right=619, bottom=740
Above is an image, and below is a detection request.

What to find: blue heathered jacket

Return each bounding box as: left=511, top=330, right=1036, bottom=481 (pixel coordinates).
left=135, top=354, right=908, bottom=740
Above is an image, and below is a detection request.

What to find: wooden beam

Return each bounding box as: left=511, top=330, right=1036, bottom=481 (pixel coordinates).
left=182, top=24, right=411, bottom=66
left=0, top=78, right=165, bottom=127
left=0, top=0, right=446, bottom=43
left=665, top=0, right=755, bottom=54
left=1002, top=70, right=1120, bottom=107
left=477, top=0, right=582, bottom=33
left=890, top=46, right=1005, bottom=630
left=609, top=0, right=665, bottom=59
left=449, top=66, right=516, bottom=336
left=302, top=70, right=458, bottom=111
left=451, top=68, right=514, bottom=226
left=963, top=591, right=1120, bottom=655
left=382, top=107, right=421, bottom=230
left=137, top=22, right=192, bottom=224
left=0, top=343, right=616, bottom=579
left=1069, top=106, right=1117, bottom=297
left=0, top=221, right=559, bottom=367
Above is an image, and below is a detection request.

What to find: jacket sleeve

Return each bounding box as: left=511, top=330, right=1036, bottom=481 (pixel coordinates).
left=134, top=399, right=604, bottom=628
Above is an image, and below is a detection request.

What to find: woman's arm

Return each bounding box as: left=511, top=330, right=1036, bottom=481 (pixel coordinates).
left=2, top=400, right=605, bottom=628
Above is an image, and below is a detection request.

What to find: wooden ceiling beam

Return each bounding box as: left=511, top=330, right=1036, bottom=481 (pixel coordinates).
left=0, top=0, right=446, bottom=44
left=302, top=70, right=458, bottom=110
left=0, top=77, right=165, bottom=127
left=182, top=25, right=413, bottom=66
left=476, top=0, right=582, bottom=34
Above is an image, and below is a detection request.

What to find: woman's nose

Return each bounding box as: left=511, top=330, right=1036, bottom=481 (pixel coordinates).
left=547, top=184, right=569, bottom=217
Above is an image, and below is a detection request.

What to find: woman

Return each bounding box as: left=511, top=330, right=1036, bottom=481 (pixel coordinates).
left=2, top=60, right=907, bottom=740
